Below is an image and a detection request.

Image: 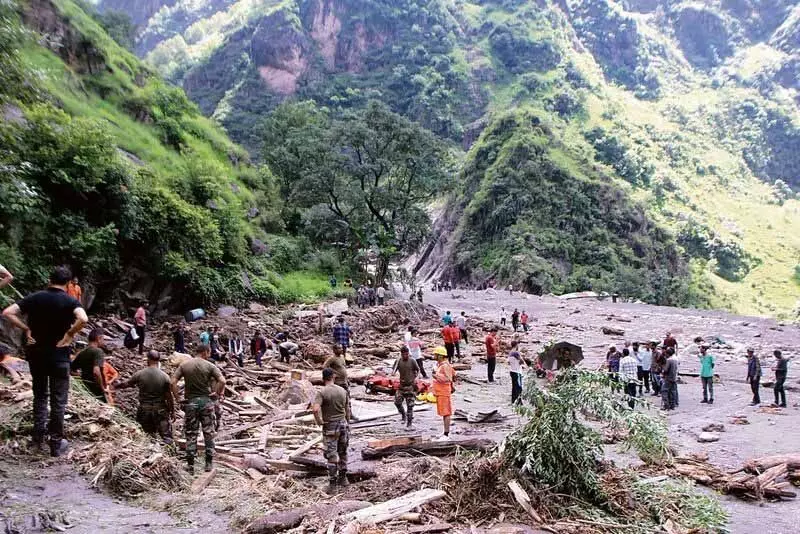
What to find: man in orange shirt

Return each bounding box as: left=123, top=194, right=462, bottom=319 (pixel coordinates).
left=66, top=277, right=82, bottom=304
left=441, top=323, right=461, bottom=362
left=432, top=348, right=455, bottom=440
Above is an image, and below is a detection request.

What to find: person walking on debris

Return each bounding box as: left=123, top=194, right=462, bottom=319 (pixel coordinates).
left=442, top=321, right=460, bottom=362
left=485, top=326, right=499, bottom=383
left=520, top=311, right=529, bottom=333
left=455, top=311, right=468, bottom=344
left=662, top=347, right=679, bottom=410
left=698, top=345, right=715, bottom=405
left=312, top=367, right=351, bottom=494
left=229, top=331, right=244, bottom=367
left=433, top=347, right=455, bottom=440
left=116, top=350, right=174, bottom=445
left=772, top=350, right=788, bottom=408
left=2, top=266, right=88, bottom=456
left=746, top=347, right=761, bottom=406
left=500, top=307, right=507, bottom=327
left=649, top=342, right=663, bottom=396
left=619, top=348, right=639, bottom=409
left=173, top=321, right=186, bottom=354
left=404, top=327, right=427, bottom=378
left=250, top=330, right=267, bottom=368
left=70, top=328, right=108, bottom=402
left=416, top=287, right=423, bottom=303
left=324, top=344, right=349, bottom=389
left=511, top=308, right=520, bottom=332
left=376, top=284, right=386, bottom=306
left=332, top=316, right=352, bottom=359
left=508, top=340, right=526, bottom=404
left=441, top=310, right=453, bottom=326
left=393, top=346, right=419, bottom=429
left=171, top=344, right=226, bottom=474
left=634, top=342, right=651, bottom=395
left=66, top=276, right=82, bottom=304
left=134, top=301, right=147, bottom=355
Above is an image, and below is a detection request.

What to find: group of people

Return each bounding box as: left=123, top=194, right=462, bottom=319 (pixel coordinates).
left=172, top=324, right=300, bottom=368
left=355, top=282, right=387, bottom=308
left=499, top=308, right=530, bottom=332
left=606, top=333, right=791, bottom=410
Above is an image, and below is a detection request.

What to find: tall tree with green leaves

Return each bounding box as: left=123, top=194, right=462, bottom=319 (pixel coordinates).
left=263, top=100, right=453, bottom=284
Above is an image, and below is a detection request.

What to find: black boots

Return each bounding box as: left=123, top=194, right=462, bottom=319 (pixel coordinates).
left=205, top=453, right=213, bottom=472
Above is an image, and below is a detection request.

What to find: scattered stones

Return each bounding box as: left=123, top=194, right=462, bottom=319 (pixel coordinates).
left=702, top=423, right=725, bottom=432
left=697, top=432, right=721, bottom=443
left=217, top=306, right=238, bottom=318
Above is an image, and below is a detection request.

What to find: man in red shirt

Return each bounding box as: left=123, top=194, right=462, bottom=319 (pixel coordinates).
left=520, top=311, right=529, bottom=332
left=441, top=323, right=461, bottom=362
left=485, top=326, right=499, bottom=383
left=663, top=332, right=678, bottom=356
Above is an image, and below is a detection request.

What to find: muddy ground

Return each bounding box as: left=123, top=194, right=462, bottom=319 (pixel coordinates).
left=2, top=289, right=799, bottom=533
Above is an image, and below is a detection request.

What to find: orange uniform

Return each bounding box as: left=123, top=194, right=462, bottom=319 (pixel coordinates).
left=441, top=325, right=461, bottom=344
left=433, top=361, right=455, bottom=416
left=67, top=283, right=82, bottom=303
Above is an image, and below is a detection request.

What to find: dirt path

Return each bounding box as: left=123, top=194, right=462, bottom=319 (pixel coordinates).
left=0, top=455, right=229, bottom=533
left=422, top=289, right=800, bottom=532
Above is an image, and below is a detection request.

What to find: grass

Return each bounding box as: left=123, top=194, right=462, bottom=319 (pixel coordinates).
left=272, top=271, right=352, bottom=304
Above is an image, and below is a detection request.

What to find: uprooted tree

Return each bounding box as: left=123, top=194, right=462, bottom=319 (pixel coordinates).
left=438, top=369, right=727, bottom=532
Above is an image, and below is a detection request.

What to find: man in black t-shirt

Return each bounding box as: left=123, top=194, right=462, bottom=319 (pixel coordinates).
left=2, top=266, right=88, bottom=456
left=71, top=329, right=107, bottom=402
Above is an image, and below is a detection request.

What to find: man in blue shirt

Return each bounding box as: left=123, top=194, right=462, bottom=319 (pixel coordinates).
left=333, top=316, right=352, bottom=357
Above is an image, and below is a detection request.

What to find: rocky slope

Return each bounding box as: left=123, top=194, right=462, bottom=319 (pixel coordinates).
left=97, top=0, right=800, bottom=317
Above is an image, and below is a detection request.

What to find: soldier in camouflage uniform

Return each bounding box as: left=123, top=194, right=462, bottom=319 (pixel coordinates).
left=312, top=368, right=351, bottom=494
left=115, top=350, right=174, bottom=444
left=392, top=346, right=419, bottom=429
left=171, top=345, right=226, bottom=474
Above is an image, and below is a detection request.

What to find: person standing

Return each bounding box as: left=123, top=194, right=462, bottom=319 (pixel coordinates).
left=70, top=328, right=108, bottom=402
left=2, top=266, right=88, bottom=456
left=650, top=343, right=663, bottom=396
left=228, top=331, right=244, bottom=367
left=773, top=350, right=788, bottom=408
left=746, top=348, right=761, bottom=406
left=441, top=310, right=453, bottom=326
left=455, top=311, right=468, bottom=344
left=405, top=327, right=427, bottom=378
left=66, top=276, right=82, bottom=304
left=173, top=322, right=187, bottom=354
left=500, top=307, right=507, bottom=327
left=199, top=327, right=210, bottom=347
left=115, top=350, right=174, bottom=444
left=250, top=330, right=267, bottom=368
left=485, top=326, right=499, bottom=383
left=134, top=301, right=147, bottom=355
left=324, top=344, right=349, bottom=390
left=416, top=288, right=423, bottom=303
left=312, top=368, right=351, bottom=494
left=376, top=284, right=386, bottom=306
left=209, top=327, right=223, bottom=361
left=508, top=340, right=526, bottom=404
left=606, top=346, right=621, bottom=387
left=619, top=349, right=639, bottom=409
left=634, top=342, right=651, bottom=395
left=392, top=346, right=419, bottom=429
left=332, top=316, right=352, bottom=359
left=698, top=345, right=715, bottom=404
left=511, top=309, right=520, bottom=332
left=662, top=348, right=678, bottom=410
left=432, top=348, right=455, bottom=440
left=442, top=322, right=461, bottom=362
left=171, top=344, right=225, bottom=474
left=520, top=311, right=529, bottom=333
left=329, top=275, right=337, bottom=289
left=663, top=332, right=678, bottom=356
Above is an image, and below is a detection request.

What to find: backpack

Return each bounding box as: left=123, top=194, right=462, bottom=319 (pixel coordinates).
left=124, top=329, right=137, bottom=349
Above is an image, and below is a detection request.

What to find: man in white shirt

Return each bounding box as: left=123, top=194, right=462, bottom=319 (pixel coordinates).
left=633, top=341, right=651, bottom=395
left=455, top=312, right=467, bottom=344
left=619, top=349, right=639, bottom=409
left=376, top=285, right=386, bottom=305
left=404, top=327, right=426, bottom=377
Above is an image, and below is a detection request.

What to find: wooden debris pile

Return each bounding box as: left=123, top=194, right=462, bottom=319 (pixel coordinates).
left=672, top=453, right=798, bottom=501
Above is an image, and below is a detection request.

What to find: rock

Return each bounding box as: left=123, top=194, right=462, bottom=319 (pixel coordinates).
left=602, top=326, right=625, bottom=336
left=217, top=306, right=238, bottom=318
left=302, top=340, right=332, bottom=364
left=702, top=423, right=725, bottom=432
left=697, top=432, right=720, bottom=443
left=249, top=302, right=268, bottom=314
left=277, top=379, right=317, bottom=406
left=250, top=238, right=268, bottom=256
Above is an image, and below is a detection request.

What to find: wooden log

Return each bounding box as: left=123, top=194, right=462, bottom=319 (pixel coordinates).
left=216, top=411, right=288, bottom=440
left=288, top=435, right=323, bottom=459
left=247, top=468, right=266, bottom=481
left=258, top=425, right=269, bottom=452
left=507, top=480, right=542, bottom=524
left=746, top=454, right=800, bottom=473
left=244, top=500, right=372, bottom=534
left=752, top=463, right=788, bottom=490
left=289, top=456, right=377, bottom=481
left=190, top=468, right=216, bottom=493
left=408, top=523, right=452, bottom=533
left=361, top=437, right=494, bottom=460
left=341, top=488, right=446, bottom=525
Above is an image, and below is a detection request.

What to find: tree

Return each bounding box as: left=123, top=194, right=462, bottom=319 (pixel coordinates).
left=263, top=100, right=453, bottom=284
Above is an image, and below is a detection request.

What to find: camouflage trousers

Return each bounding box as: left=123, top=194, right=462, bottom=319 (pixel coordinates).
left=323, top=420, right=349, bottom=480
left=137, top=403, right=173, bottom=445
left=184, top=397, right=216, bottom=459
left=394, top=387, right=415, bottom=423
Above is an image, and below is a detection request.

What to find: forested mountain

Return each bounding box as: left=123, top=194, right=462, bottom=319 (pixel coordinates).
left=13, top=0, right=800, bottom=317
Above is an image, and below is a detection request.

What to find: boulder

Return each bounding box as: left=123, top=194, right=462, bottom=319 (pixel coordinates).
left=276, top=379, right=317, bottom=406
left=697, top=432, right=720, bottom=443
left=217, top=306, right=238, bottom=318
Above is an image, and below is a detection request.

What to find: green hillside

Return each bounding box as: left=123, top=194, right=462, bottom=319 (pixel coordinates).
left=64, top=1, right=800, bottom=316
left=0, top=0, right=346, bottom=308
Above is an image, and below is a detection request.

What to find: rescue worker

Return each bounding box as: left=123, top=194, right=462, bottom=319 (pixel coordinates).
left=312, top=367, right=351, bottom=494
left=171, top=345, right=226, bottom=474
left=116, top=350, right=174, bottom=444
left=70, top=328, right=108, bottom=402
left=433, top=347, right=455, bottom=440
left=392, top=346, right=419, bottom=429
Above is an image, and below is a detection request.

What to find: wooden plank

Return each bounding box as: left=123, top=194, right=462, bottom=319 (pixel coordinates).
left=258, top=425, right=269, bottom=452
left=247, top=468, right=266, bottom=481
left=361, top=437, right=495, bottom=460
left=289, top=435, right=323, bottom=459
left=190, top=468, right=216, bottom=493
left=216, top=411, right=288, bottom=440
left=408, top=524, right=452, bottom=533
left=342, top=488, right=446, bottom=524
left=507, top=479, right=542, bottom=523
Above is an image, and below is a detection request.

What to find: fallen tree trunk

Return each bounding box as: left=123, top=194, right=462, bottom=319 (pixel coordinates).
left=746, top=454, right=800, bottom=473
left=361, top=436, right=494, bottom=460
left=289, top=456, right=377, bottom=481
left=244, top=500, right=372, bottom=534
left=341, top=488, right=445, bottom=525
